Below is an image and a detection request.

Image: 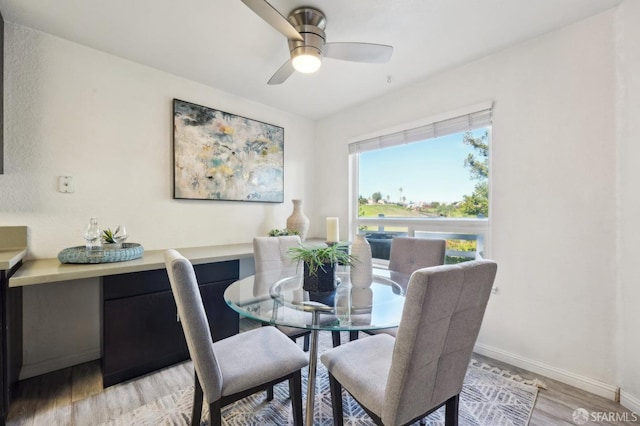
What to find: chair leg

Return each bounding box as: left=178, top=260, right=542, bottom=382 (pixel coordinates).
left=192, top=373, right=203, bottom=426
left=289, top=370, right=304, bottom=426
left=349, top=331, right=359, bottom=341
left=291, top=334, right=310, bottom=352
left=444, top=394, right=459, bottom=426
left=209, top=400, right=223, bottom=426
left=266, top=385, right=274, bottom=401
left=332, top=331, right=341, bottom=347
left=303, top=334, right=310, bottom=352
left=328, top=373, right=344, bottom=426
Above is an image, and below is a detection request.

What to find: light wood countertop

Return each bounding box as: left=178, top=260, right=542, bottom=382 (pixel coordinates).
left=0, top=248, right=28, bottom=271
left=9, top=243, right=255, bottom=287
left=0, top=226, right=28, bottom=270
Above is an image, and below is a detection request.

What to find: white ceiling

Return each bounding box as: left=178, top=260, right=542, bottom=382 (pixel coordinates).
left=0, top=0, right=622, bottom=120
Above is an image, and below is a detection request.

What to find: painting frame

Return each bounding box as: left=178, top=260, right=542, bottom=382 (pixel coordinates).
left=172, top=99, right=284, bottom=203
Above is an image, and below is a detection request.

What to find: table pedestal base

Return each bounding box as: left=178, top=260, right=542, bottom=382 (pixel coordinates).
left=305, top=311, right=321, bottom=426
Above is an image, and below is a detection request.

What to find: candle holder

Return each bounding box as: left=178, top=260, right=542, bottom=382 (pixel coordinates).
left=325, top=241, right=338, bottom=247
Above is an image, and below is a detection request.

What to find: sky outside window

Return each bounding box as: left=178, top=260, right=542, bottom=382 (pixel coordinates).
left=359, top=129, right=487, bottom=206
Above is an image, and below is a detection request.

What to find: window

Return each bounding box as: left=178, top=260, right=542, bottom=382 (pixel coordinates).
left=349, top=103, right=492, bottom=263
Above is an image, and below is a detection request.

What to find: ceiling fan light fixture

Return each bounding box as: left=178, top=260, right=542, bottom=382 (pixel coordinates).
left=242, top=1, right=393, bottom=84
left=291, top=47, right=322, bottom=73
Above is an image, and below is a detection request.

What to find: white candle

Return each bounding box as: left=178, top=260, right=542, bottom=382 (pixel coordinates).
left=326, top=217, right=339, bottom=243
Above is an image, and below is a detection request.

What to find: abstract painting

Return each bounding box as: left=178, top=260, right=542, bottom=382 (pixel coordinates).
left=172, top=99, right=284, bottom=202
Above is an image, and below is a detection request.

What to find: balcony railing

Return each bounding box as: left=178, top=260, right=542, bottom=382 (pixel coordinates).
left=357, top=217, right=488, bottom=264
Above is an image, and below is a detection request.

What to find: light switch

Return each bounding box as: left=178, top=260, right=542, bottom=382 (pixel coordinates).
left=58, top=176, right=74, bottom=193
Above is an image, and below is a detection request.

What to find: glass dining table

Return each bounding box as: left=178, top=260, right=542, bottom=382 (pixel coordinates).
left=223, top=268, right=409, bottom=426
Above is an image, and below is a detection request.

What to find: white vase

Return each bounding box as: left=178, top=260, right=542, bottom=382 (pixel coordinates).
left=286, top=199, right=310, bottom=241
left=351, top=287, right=373, bottom=308
left=350, top=234, right=373, bottom=288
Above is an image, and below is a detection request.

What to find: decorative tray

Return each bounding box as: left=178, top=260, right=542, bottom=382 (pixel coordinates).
left=58, top=243, right=144, bottom=264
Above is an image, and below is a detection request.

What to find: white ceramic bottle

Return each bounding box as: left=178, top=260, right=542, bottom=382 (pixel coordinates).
left=350, top=234, right=373, bottom=288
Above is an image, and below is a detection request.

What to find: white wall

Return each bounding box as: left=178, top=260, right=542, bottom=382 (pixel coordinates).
left=1, top=23, right=316, bottom=376
left=316, top=10, right=620, bottom=398
left=2, top=24, right=316, bottom=257
left=616, top=0, right=640, bottom=412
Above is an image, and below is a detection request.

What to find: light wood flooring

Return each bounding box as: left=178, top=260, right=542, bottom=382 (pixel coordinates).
left=6, top=325, right=638, bottom=425
left=471, top=353, right=639, bottom=426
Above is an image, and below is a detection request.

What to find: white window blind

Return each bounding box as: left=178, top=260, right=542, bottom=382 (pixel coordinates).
left=348, top=106, right=492, bottom=155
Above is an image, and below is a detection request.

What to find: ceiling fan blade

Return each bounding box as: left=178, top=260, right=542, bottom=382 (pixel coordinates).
left=323, top=43, right=393, bottom=63
left=268, top=59, right=296, bottom=85
left=241, top=0, right=303, bottom=42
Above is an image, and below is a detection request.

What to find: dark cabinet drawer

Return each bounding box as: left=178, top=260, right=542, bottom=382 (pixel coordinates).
left=102, top=260, right=239, bottom=387
left=103, top=260, right=239, bottom=300
left=102, top=289, right=188, bottom=387
left=1, top=263, right=23, bottom=424
left=200, top=279, right=239, bottom=342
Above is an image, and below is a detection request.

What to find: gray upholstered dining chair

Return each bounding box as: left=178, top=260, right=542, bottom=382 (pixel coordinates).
left=388, top=236, right=446, bottom=276
left=253, top=236, right=311, bottom=351
left=253, top=235, right=301, bottom=275
left=353, top=236, right=447, bottom=341
left=164, top=249, right=309, bottom=426
left=321, top=259, right=497, bottom=426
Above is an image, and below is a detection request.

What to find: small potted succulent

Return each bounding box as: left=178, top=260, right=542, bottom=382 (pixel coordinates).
left=288, top=244, right=355, bottom=293
left=101, top=226, right=128, bottom=249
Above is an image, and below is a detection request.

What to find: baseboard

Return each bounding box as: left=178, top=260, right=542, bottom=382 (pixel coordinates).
left=19, top=348, right=101, bottom=380
left=620, top=390, right=640, bottom=414
left=474, top=342, right=619, bottom=401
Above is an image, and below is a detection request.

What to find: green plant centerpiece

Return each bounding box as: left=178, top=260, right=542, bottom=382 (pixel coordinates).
left=288, top=244, right=355, bottom=293
left=268, top=228, right=299, bottom=237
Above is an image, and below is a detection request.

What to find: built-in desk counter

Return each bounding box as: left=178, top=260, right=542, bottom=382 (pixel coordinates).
left=9, top=243, right=261, bottom=389
left=9, top=243, right=255, bottom=287
left=0, top=225, right=28, bottom=271
left=0, top=249, right=26, bottom=271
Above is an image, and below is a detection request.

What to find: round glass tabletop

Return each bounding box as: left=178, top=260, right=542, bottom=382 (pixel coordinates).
left=224, top=269, right=409, bottom=332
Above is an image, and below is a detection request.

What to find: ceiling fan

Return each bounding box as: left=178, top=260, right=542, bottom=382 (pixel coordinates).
left=241, top=0, right=394, bottom=85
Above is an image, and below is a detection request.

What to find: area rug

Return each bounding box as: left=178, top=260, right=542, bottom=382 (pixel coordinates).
left=100, top=334, right=544, bottom=426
